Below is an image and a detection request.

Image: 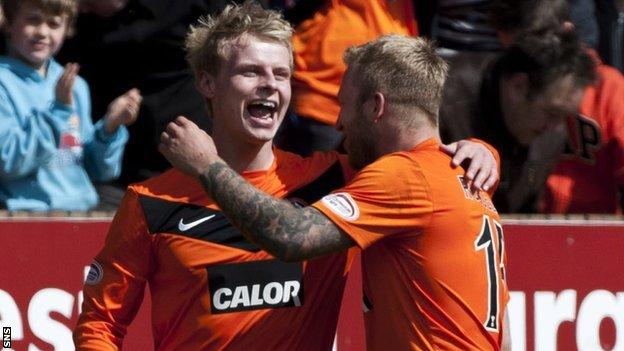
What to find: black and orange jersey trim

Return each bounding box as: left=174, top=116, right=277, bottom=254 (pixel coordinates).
left=75, top=149, right=354, bottom=351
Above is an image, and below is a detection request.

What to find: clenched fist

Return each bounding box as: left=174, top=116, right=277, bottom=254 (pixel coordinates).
left=158, top=116, right=221, bottom=178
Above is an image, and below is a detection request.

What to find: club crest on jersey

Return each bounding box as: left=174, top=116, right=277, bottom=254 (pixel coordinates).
left=207, top=260, right=303, bottom=314
left=321, top=193, right=359, bottom=221
left=85, top=260, right=103, bottom=285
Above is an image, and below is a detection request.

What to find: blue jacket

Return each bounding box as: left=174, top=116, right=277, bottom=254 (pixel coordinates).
left=0, top=57, right=128, bottom=211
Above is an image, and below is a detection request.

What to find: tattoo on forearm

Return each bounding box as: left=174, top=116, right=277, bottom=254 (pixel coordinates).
left=199, top=162, right=353, bottom=261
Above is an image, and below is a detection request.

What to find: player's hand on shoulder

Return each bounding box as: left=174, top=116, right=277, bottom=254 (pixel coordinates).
left=441, top=139, right=498, bottom=192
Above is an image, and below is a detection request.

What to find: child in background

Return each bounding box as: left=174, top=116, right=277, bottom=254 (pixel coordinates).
left=0, top=0, right=141, bottom=211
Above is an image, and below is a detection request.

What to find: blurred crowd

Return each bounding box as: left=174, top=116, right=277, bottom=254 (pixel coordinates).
left=0, top=0, right=622, bottom=214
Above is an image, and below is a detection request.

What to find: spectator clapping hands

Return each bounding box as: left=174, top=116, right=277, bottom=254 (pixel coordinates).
left=56, top=63, right=80, bottom=106
left=104, top=88, right=142, bottom=134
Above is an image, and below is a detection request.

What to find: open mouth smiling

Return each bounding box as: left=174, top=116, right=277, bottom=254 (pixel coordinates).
left=247, top=99, right=278, bottom=120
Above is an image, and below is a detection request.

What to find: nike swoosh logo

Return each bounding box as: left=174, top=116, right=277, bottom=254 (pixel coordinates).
left=178, top=214, right=216, bottom=231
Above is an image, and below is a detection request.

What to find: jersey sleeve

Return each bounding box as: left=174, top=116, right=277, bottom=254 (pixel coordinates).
left=74, top=188, right=153, bottom=350
left=312, top=153, right=433, bottom=249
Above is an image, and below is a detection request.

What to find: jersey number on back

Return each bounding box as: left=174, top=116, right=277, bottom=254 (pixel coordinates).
left=474, top=215, right=505, bottom=332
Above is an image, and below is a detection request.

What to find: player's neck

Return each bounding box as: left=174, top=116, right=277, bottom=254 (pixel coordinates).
left=213, top=133, right=275, bottom=174
left=397, top=128, right=437, bottom=151
left=379, top=119, right=439, bottom=154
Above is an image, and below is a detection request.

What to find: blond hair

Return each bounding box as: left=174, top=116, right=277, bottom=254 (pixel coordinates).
left=185, top=1, right=293, bottom=79
left=344, top=35, right=448, bottom=126
left=2, top=0, right=78, bottom=36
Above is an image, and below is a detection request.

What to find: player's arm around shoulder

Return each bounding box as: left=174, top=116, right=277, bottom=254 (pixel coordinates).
left=158, top=116, right=355, bottom=262
left=199, top=161, right=355, bottom=262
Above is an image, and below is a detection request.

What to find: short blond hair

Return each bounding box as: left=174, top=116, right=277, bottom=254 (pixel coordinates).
left=2, top=0, right=78, bottom=36
left=185, top=1, right=293, bottom=79
left=344, top=35, right=448, bottom=126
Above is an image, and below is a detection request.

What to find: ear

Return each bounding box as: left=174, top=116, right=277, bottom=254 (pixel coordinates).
left=371, top=92, right=386, bottom=123
left=506, top=73, right=529, bottom=103
left=197, top=71, right=217, bottom=99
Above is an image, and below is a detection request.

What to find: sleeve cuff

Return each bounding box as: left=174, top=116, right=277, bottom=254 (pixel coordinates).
left=51, top=100, right=74, bottom=115
left=94, top=119, right=129, bottom=145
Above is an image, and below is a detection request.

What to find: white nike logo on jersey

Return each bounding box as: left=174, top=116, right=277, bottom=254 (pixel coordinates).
left=178, top=214, right=216, bottom=231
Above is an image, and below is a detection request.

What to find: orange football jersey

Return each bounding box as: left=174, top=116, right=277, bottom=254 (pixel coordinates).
left=313, top=139, right=509, bottom=350
left=74, top=149, right=354, bottom=350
